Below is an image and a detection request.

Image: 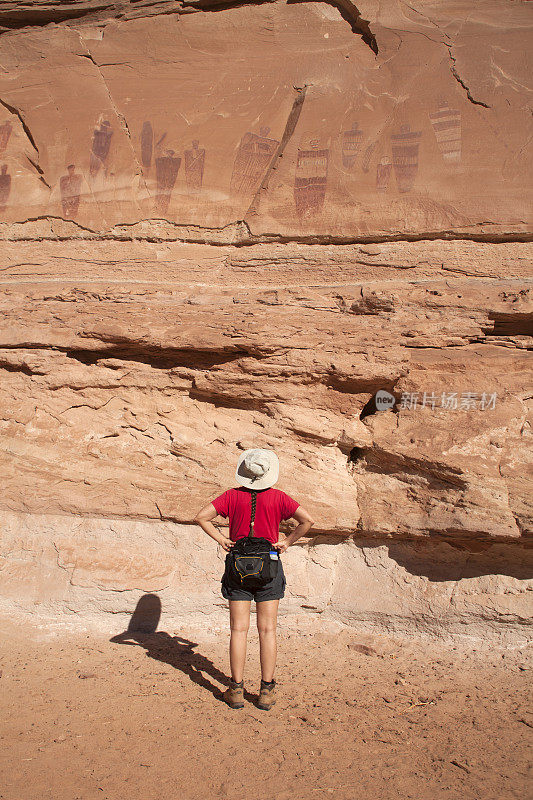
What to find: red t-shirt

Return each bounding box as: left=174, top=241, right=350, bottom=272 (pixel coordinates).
left=211, top=486, right=300, bottom=544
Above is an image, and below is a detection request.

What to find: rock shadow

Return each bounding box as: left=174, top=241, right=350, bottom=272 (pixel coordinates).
left=307, top=535, right=533, bottom=581
left=362, top=538, right=533, bottom=581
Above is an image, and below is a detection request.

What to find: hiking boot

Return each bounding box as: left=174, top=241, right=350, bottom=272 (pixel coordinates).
left=223, top=678, right=244, bottom=709
left=257, top=679, right=277, bottom=710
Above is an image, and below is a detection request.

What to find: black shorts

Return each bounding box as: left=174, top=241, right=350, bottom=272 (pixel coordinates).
left=221, top=554, right=286, bottom=602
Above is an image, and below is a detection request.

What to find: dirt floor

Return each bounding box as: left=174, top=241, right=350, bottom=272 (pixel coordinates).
left=0, top=613, right=531, bottom=800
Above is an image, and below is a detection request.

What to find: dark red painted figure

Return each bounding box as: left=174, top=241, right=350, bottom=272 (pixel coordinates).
left=155, top=151, right=181, bottom=214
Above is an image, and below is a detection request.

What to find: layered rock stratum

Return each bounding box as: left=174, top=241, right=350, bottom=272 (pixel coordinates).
left=0, top=0, right=531, bottom=642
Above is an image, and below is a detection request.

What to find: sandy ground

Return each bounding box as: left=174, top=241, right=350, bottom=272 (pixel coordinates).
left=0, top=613, right=531, bottom=800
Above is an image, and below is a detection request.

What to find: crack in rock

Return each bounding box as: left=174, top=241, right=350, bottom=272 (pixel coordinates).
left=246, top=84, right=308, bottom=217
left=0, top=98, right=38, bottom=152
left=78, top=48, right=150, bottom=197
left=446, top=45, right=491, bottom=108
left=0, top=98, right=51, bottom=188
left=1, top=214, right=530, bottom=246
left=25, top=154, right=51, bottom=190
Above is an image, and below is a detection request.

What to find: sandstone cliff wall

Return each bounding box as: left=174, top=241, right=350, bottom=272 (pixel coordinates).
left=0, top=1, right=531, bottom=641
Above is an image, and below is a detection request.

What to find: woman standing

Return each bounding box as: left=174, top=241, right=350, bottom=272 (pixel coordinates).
left=194, top=448, right=315, bottom=710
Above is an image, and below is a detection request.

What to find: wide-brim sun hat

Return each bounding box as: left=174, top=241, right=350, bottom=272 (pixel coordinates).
left=235, top=448, right=279, bottom=490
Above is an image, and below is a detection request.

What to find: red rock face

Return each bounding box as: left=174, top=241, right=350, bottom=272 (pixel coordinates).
left=0, top=2, right=531, bottom=637
left=0, top=0, right=530, bottom=239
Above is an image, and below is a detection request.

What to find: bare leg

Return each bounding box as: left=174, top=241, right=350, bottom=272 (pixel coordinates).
left=228, top=600, right=251, bottom=683
left=256, top=599, right=279, bottom=682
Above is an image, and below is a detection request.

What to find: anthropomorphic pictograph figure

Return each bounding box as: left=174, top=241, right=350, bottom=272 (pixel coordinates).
left=60, top=164, right=82, bottom=218
left=185, top=139, right=205, bottom=193
left=429, top=100, right=461, bottom=164
left=140, top=121, right=153, bottom=171
left=294, top=141, right=329, bottom=218
left=89, top=119, right=113, bottom=177
left=229, top=127, right=279, bottom=196
left=376, top=156, right=392, bottom=192
left=0, top=164, right=11, bottom=211
left=0, top=121, right=12, bottom=155
left=155, top=150, right=181, bottom=214
left=391, top=124, right=422, bottom=193
left=341, top=123, right=364, bottom=169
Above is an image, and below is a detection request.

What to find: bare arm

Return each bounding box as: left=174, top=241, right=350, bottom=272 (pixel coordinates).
left=193, top=503, right=233, bottom=552
left=275, top=506, right=315, bottom=554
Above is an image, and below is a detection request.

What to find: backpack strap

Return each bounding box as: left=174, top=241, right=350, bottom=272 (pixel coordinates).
left=248, top=489, right=257, bottom=537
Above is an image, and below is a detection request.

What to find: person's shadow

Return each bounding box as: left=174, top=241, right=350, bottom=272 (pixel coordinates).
left=110, top=594, right=253, bottom=704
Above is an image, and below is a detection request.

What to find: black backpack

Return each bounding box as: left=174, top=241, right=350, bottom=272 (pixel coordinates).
left=225, top=489, right=280, bottom=589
